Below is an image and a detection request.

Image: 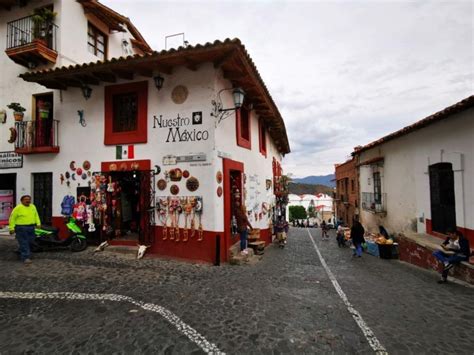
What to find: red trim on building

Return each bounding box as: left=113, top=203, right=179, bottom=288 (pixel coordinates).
left=151, top=227, right=224, bottom=264
left=426, top=218, right=474, bottom=244
left=236, top=107, right=251, bottom=149
left=100, top=159, right=151, bottom=172
left=258, top=119, right=267, bottom=157
left=109, top=240, right=137, bottom=247
left=223, top=158, right=244, bottom=261
left=104, top=81, right=148, bottom=145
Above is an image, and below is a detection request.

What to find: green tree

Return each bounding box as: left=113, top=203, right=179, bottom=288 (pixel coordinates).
left=289, top=205, right=307, bottom=221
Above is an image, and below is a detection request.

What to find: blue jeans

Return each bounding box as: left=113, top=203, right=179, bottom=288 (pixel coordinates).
left=433, top=250, right=466, bottom=265
left=353, top=243, right=363, bottom=257
left=15, top=225, right=35, bottom=261
left=239, top=229, right=248, bottom=251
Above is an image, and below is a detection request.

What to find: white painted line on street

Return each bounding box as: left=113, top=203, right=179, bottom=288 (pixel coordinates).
left=0, top=291, right=224, bottom=355
left=306, top=229, right=388, bottom=355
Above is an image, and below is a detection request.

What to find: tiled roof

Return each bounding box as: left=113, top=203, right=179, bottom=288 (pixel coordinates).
left=356, top=95, right=474, bottom=154
left=20, top=38, right=290, bottom=154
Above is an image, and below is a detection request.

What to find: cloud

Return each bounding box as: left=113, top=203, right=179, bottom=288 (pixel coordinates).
left=103, top=0, right=473, bottom=177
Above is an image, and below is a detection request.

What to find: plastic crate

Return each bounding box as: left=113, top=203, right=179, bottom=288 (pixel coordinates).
left=366, top=241, right=379, bottom=257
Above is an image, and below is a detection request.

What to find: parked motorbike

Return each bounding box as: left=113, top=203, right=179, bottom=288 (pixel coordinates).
left=32, top=218, right=87, bottom=252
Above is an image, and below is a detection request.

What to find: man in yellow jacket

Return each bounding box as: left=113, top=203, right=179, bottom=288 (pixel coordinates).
left=9, top=195, right=41, bottom=264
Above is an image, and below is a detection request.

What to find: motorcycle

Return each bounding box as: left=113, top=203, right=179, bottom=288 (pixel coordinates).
left=32, top=218, right=87, bottom=252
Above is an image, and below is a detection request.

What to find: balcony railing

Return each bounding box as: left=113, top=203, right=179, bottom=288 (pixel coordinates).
left=361, top=192, right=387, bottom=214
left=15, top=120, right=60, bottom=154
left=6, top=15, right=58, bottom=51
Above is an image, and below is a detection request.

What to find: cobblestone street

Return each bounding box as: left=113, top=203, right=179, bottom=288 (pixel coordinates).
left=0, top=227, right=473, bottom=354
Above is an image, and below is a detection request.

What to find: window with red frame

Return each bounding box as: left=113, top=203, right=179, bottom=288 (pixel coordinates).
left=236, top=106, right=251, bottom=149
left=104, top=81, right=148, bottom=145
left=259, top=119, right=267, bottom=156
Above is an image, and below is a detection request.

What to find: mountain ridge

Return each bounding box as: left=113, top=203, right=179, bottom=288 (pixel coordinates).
left=291, top=174, right=335, bottom=187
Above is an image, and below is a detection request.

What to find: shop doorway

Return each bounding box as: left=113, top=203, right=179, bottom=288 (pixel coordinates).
left=429, top=162, right=456, bottom=233
left=33, top=172, right=52, bottom=225
left=97, top=169, right=155, bottom=245
left=0, top=173, right=16, bottom=226
left=223, top=159, right=244, bottom=258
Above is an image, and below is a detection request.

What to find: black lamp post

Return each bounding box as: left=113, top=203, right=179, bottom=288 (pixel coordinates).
left=81, top=84, right=92, bottom=100
left=211, top=87, right=246, bottom=125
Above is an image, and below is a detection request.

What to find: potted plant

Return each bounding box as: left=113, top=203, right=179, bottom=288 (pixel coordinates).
left=32, top=7, right=57, bottom=44
left=7, top=103, right=26, bottom=121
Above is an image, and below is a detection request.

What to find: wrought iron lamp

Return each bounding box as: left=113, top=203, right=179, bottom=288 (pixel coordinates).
left=81, top=84, right=92, bottom=100
left=211, top=87, right=245, bottom=125
left=153, top=74, right=165, bottom=90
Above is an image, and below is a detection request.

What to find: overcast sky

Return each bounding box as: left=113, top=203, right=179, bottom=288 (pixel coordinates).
left=104, top=0, right=473, bottom=178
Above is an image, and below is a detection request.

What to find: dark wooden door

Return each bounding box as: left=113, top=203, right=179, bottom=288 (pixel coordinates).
left=429, top=163, right=456, bottom=233
left=33, top=173, right=53, bottom=225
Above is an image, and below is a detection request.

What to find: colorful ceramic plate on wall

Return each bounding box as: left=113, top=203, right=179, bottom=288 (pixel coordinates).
left=182, top=170, right=190, bottom=179
left=186, top=177, right=199, bottom=192
left=65, top=171, right=70, bottom=179
left=69, top=161, right=76, bottom=171
left=157, top=179, right=167, bottom=191
left=76, top=168, right=83, bottom=176
left=217, top=186, right=223, bottom=197
left=170, top=184, right=179, bottom=195
left=216, top=171, right=223, bottom=184
left=83, top=161, right=91, bottom=170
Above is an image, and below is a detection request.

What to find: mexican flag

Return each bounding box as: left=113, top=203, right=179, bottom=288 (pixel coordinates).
left=116, top=145, right=134, bottom=160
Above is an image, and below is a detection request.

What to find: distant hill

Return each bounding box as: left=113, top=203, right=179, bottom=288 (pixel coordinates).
left=291, top=174, right=335, bottom=187
left=288, top=182, right=334, bottom=196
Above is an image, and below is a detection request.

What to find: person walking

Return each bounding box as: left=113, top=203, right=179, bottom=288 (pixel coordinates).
left=321, top=220, right=329, bottom=240
left=234, top=200, right=253, bottom=255
left=9, top=195, right=41, bottom=264
left=350, top=219, right=365, bottom=257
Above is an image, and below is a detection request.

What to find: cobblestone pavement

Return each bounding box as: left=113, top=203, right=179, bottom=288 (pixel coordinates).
left=0, top=227, right=473, bottom=354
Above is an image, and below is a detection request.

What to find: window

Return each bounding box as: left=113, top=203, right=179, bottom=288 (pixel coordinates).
left=112, top=93, right=138, bottom=132
left=88, top=23, right=107, bottom=60
left=104, top=81, right=148, bottom=145
left=258, top=119, right=267, bottom=156
left=373, top=172, right=381, bottom=203
left=236, top=106, right=251, bottom=149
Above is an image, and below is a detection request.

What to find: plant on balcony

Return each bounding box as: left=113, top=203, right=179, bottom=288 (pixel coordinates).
left=32, top=8, right=57, bottom=44
left=7, top=102, right=26, bottom=121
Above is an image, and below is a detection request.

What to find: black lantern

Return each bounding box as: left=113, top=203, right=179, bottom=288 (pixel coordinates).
left=232, top=87, right=245, bottom=109
left=153, top=74, right=165, bottom=90
left=81, top=85, right=92, bottom=100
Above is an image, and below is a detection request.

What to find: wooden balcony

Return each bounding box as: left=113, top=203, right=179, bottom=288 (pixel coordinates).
left=15, top=120, right=60, bottom=154
left=5, top=15, right=58, bottom=68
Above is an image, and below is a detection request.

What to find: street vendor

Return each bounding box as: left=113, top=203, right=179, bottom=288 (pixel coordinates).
left=433, top=229, right=470, bottom=283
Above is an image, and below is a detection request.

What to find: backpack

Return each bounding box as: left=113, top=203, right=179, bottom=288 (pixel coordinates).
left=61, top=195, right=75, bottom=216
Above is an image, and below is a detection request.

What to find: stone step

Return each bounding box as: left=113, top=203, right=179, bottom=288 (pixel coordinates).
left=102, top=245, right=139, bottom=256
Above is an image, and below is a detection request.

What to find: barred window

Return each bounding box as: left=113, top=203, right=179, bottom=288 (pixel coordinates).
left=112, top=93, right=138, bottom=132
left=88, top=23, right=107, bottom=60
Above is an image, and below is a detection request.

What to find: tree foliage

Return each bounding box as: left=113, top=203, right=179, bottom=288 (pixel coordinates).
left=289, top=205, right=307, bottom=221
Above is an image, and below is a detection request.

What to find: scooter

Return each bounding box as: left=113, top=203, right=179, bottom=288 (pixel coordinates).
left=32, top=218, right=87, bottom=252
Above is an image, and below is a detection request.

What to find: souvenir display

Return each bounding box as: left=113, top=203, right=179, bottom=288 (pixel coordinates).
left=76, top=168, right=83, bottom=176
left=70, top=161, right=76, bottom=171
left=186, top=177, right=199, bottom=192
left=157, top=196, right=204, bottom=242
left=169, top=168, right=182, bottom=182
left=83, top=160, right=91, bottom=170
left=216, top=171, right=223, bottom=184
left=170, top=184, right=179, bottom=195
left=182, top=170, right=190, bottom=179
left=157, top=179, right=167, bottom=191
left=217, top=186, right=223, bottom=197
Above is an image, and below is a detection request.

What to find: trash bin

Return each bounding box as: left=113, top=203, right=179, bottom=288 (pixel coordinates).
left=378, top=243, right=393, bottom=259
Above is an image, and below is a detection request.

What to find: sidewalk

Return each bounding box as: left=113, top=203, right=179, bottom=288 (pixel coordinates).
left=398, top=232, right=474, bottom=284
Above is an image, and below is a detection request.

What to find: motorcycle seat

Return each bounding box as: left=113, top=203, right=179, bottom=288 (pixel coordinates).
left=38, top=225, right=59, bottom=234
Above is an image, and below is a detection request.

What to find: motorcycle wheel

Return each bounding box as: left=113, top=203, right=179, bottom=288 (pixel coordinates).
left=70, top=236, right=87, bottom=252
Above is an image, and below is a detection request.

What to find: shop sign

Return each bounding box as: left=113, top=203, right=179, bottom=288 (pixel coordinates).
left=0, top=151, right=23, bottom=169
left=153, top=112, right=209, bottom=143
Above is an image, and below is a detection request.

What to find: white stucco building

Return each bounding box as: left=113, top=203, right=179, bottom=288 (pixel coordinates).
left=0, top=0, right=290, bottom=263
left=356, top=96, right=474, bottom=245
left=286, top=193, right=334, bottom=224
